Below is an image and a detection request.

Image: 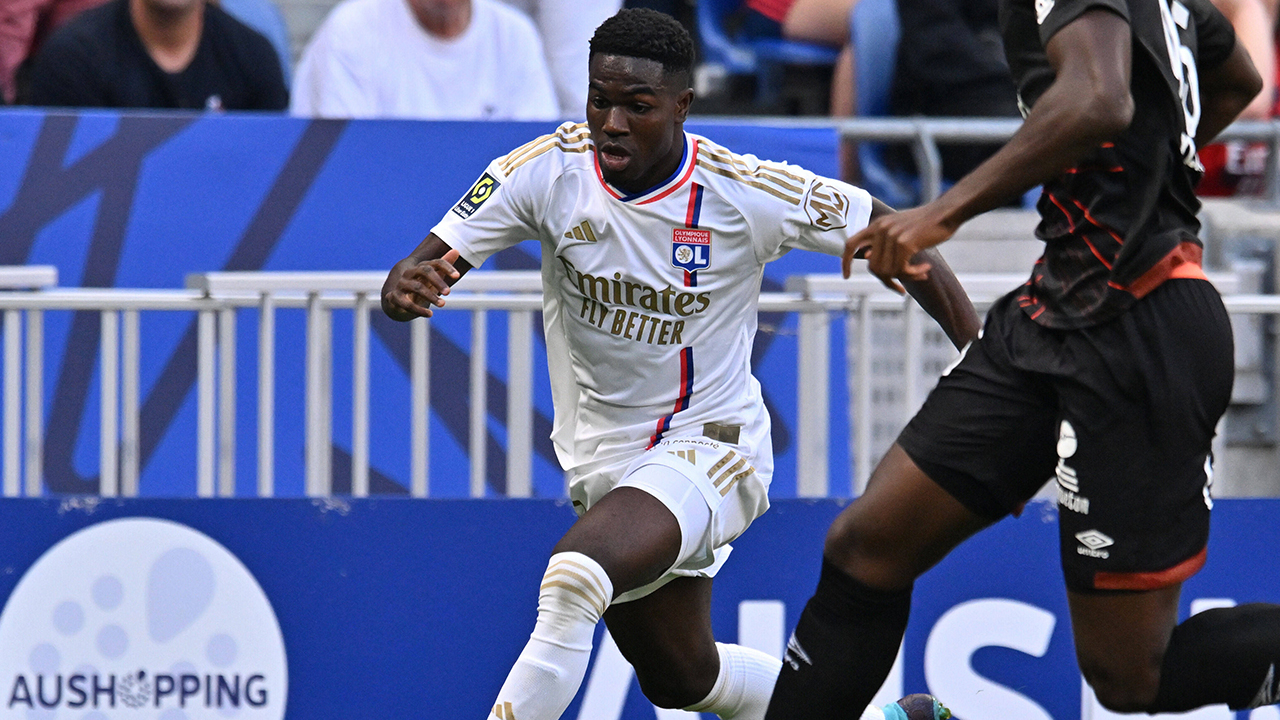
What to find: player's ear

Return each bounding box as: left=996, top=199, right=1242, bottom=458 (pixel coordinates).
left=674, top=88, right=694, bottom=121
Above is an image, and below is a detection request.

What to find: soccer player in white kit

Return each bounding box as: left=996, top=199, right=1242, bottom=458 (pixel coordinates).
left=381, top=9, right=979, bottom=720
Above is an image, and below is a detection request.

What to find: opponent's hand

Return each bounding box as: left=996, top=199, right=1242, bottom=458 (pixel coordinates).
left=843, top=205, right=957, bottom=294
left=383, top=249, right=461, bottom=319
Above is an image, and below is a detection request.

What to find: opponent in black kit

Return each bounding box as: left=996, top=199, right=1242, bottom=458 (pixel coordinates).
left=764, top=0, right=1280, bottom=714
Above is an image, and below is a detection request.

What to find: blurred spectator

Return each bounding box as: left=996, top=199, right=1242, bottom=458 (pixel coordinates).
left=496, top=0, right=621, bottom=118
left=1197, top=0, right=1276, bottom=196
left=887, top=0, right=1018, bottom=181
left=218, top=0, right=293, bottom=85
left=21, top=0, right=288, bottom=109
left=0, top=0, right=109, bottom=104
left=291, top=0, right=558, bottom=120
left=745, top=1, right=857, bottom=173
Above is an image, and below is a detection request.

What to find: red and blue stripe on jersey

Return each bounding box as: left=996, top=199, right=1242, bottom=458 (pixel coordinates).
left=683, top=182, right=704, bottom=287
left=648, top=346, right=695, bottom=448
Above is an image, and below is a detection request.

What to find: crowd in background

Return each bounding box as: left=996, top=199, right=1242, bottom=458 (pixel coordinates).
left=1, top=0, right=1277, bottom=195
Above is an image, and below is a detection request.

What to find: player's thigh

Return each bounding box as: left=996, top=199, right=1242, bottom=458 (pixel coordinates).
left=827, top=445, right=994, bottom=588
left=1055, top=279, right=1232, bottom=594
left=604, top=576, right=719, bottom=705
left=1066, top=584, right=1182, bottom=709
left=554, top=485, right=684, bottom=597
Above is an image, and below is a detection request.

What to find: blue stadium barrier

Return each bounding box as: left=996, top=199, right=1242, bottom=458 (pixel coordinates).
left=0, top=498, right=1275, bottom=719
left=0, top=110, right=846, bottom=498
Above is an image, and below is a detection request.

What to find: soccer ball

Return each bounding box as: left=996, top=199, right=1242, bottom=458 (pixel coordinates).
left=862, top=694, right=952, bottom=720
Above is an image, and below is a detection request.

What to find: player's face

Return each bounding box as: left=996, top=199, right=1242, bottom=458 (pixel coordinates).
left=586, top=54, right=693, bottom=194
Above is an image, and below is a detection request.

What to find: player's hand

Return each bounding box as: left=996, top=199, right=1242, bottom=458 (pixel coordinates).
left=383, top=250, right=462, bottom=319
left=843, top=205, right=957, bottom=294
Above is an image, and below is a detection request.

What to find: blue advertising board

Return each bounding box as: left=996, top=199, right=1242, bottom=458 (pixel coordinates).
left=0, top=497, right=1276, bottom=720
left=0, top=110, right=856, bottom=500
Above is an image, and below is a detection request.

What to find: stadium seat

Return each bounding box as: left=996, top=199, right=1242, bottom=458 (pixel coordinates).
left=850, top=0, right=919, bottom=208
left=696, top=0, right=842, bottom=108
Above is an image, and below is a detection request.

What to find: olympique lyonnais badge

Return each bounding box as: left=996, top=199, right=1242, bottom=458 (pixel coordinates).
left=672, top=228, right=712, bottom=271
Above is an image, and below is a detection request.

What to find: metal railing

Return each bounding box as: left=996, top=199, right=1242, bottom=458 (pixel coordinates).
left=0, top=268, right=1266, bottom=498
left=696, top=116, right=1280, bottom=204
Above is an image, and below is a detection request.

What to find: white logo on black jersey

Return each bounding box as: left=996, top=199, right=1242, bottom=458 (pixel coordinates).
left=1035, top=0, right=1055, bottom=24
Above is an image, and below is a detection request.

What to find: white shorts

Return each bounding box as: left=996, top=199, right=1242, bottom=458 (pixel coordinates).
left=568, top=434, right=773, bottom=604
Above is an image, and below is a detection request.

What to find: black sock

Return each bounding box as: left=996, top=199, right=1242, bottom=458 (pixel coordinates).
left=764, top=557, right=912, bottom=720
left=1151, top=603, right=1280, bottom=711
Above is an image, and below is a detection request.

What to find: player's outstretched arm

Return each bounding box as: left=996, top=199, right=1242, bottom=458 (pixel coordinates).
left=900, top=248, right=982, bottom=350
left=381, top=233, right=474, bottom=321
left=846, top=199, right=981, bottom=349
left=849, top=9, right=1135, bottom=289
left=1196, top=40, right=1264, bottom=146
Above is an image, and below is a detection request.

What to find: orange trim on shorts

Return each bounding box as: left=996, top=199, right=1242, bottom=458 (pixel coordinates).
left=1093, top=546, right=1207, bottom=591
left=1169, top=262, right=1209, bottom=280
left=1123, top=242, right=1206, bottom=297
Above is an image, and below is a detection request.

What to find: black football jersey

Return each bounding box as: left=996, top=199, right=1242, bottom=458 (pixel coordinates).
left=999, top=0, right=1236, bottom=327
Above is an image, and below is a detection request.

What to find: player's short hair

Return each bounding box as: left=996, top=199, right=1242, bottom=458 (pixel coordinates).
left=589, top=8, right=695, bottom=89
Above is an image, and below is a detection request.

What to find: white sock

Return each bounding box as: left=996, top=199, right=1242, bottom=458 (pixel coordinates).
left=487, top=552, right=613, bottom=720
left=683, top=642, right=782, bottom=719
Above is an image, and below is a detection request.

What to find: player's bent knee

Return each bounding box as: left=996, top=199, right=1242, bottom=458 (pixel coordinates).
left=821, top=508, right=914, bottom=588
left=633, top=652, right=719, bottom=709
left=1079, top=656, right=1162, bottom=712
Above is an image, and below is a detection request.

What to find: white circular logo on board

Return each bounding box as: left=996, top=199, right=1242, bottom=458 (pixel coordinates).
left=0, top=517, right=287, bottom=718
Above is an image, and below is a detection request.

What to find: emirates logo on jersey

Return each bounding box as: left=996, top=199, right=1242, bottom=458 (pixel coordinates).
left=804, top=181, right=850, bottom=231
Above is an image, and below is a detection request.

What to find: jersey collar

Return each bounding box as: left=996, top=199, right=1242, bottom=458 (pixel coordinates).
left=594, top=134, right=698, bottom=206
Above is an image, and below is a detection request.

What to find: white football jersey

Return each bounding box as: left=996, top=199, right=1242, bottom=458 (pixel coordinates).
left=432, top=121, right=873, bottom=475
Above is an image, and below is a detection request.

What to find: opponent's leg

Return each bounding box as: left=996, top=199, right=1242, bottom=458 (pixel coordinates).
left=1069, top=586, right=1280, bottom=712
left=606, top=576, right=783, bottom=718
left=487, top=486, right=682, bottom=720
left=765, top=445, right=992, bottom=720
left=1049, top=281, right=1280, bottom=713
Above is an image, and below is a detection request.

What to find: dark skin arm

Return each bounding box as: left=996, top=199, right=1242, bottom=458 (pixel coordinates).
left=1196, top=39, right=1264, bottom=146
left=847, top=198, right=983, bottom=349
left=848, top=9, right=1136, bottom=287
left=381, top=233, right=474, bottom=321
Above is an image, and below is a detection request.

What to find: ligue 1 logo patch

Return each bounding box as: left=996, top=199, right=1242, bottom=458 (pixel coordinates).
left=452, top=172, right=501, bottom=219
left=672, top=228, right=711, bottom=271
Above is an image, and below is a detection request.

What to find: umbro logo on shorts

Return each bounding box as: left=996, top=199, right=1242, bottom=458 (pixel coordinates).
left=1075, top=530, right=1113, bottom=558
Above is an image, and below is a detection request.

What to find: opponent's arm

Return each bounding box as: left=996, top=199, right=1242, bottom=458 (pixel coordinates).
left=381, top=233, right=474, bottom=321
left=849, top=199, right=982, bottom=349
left=901, top=248, right=982, bottom=349
left=1196, top=39, right=1264, bottom=146
left=848, top=9, right=1134, bottom=290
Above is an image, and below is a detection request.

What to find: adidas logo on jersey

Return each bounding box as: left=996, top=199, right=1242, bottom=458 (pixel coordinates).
left=492, top=700, right=517, bottom=719
left=564, top=220, right=598, bottom=242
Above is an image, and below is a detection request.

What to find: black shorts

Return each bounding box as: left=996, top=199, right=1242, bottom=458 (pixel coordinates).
left=898, top=279, right=1234, bottom=592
